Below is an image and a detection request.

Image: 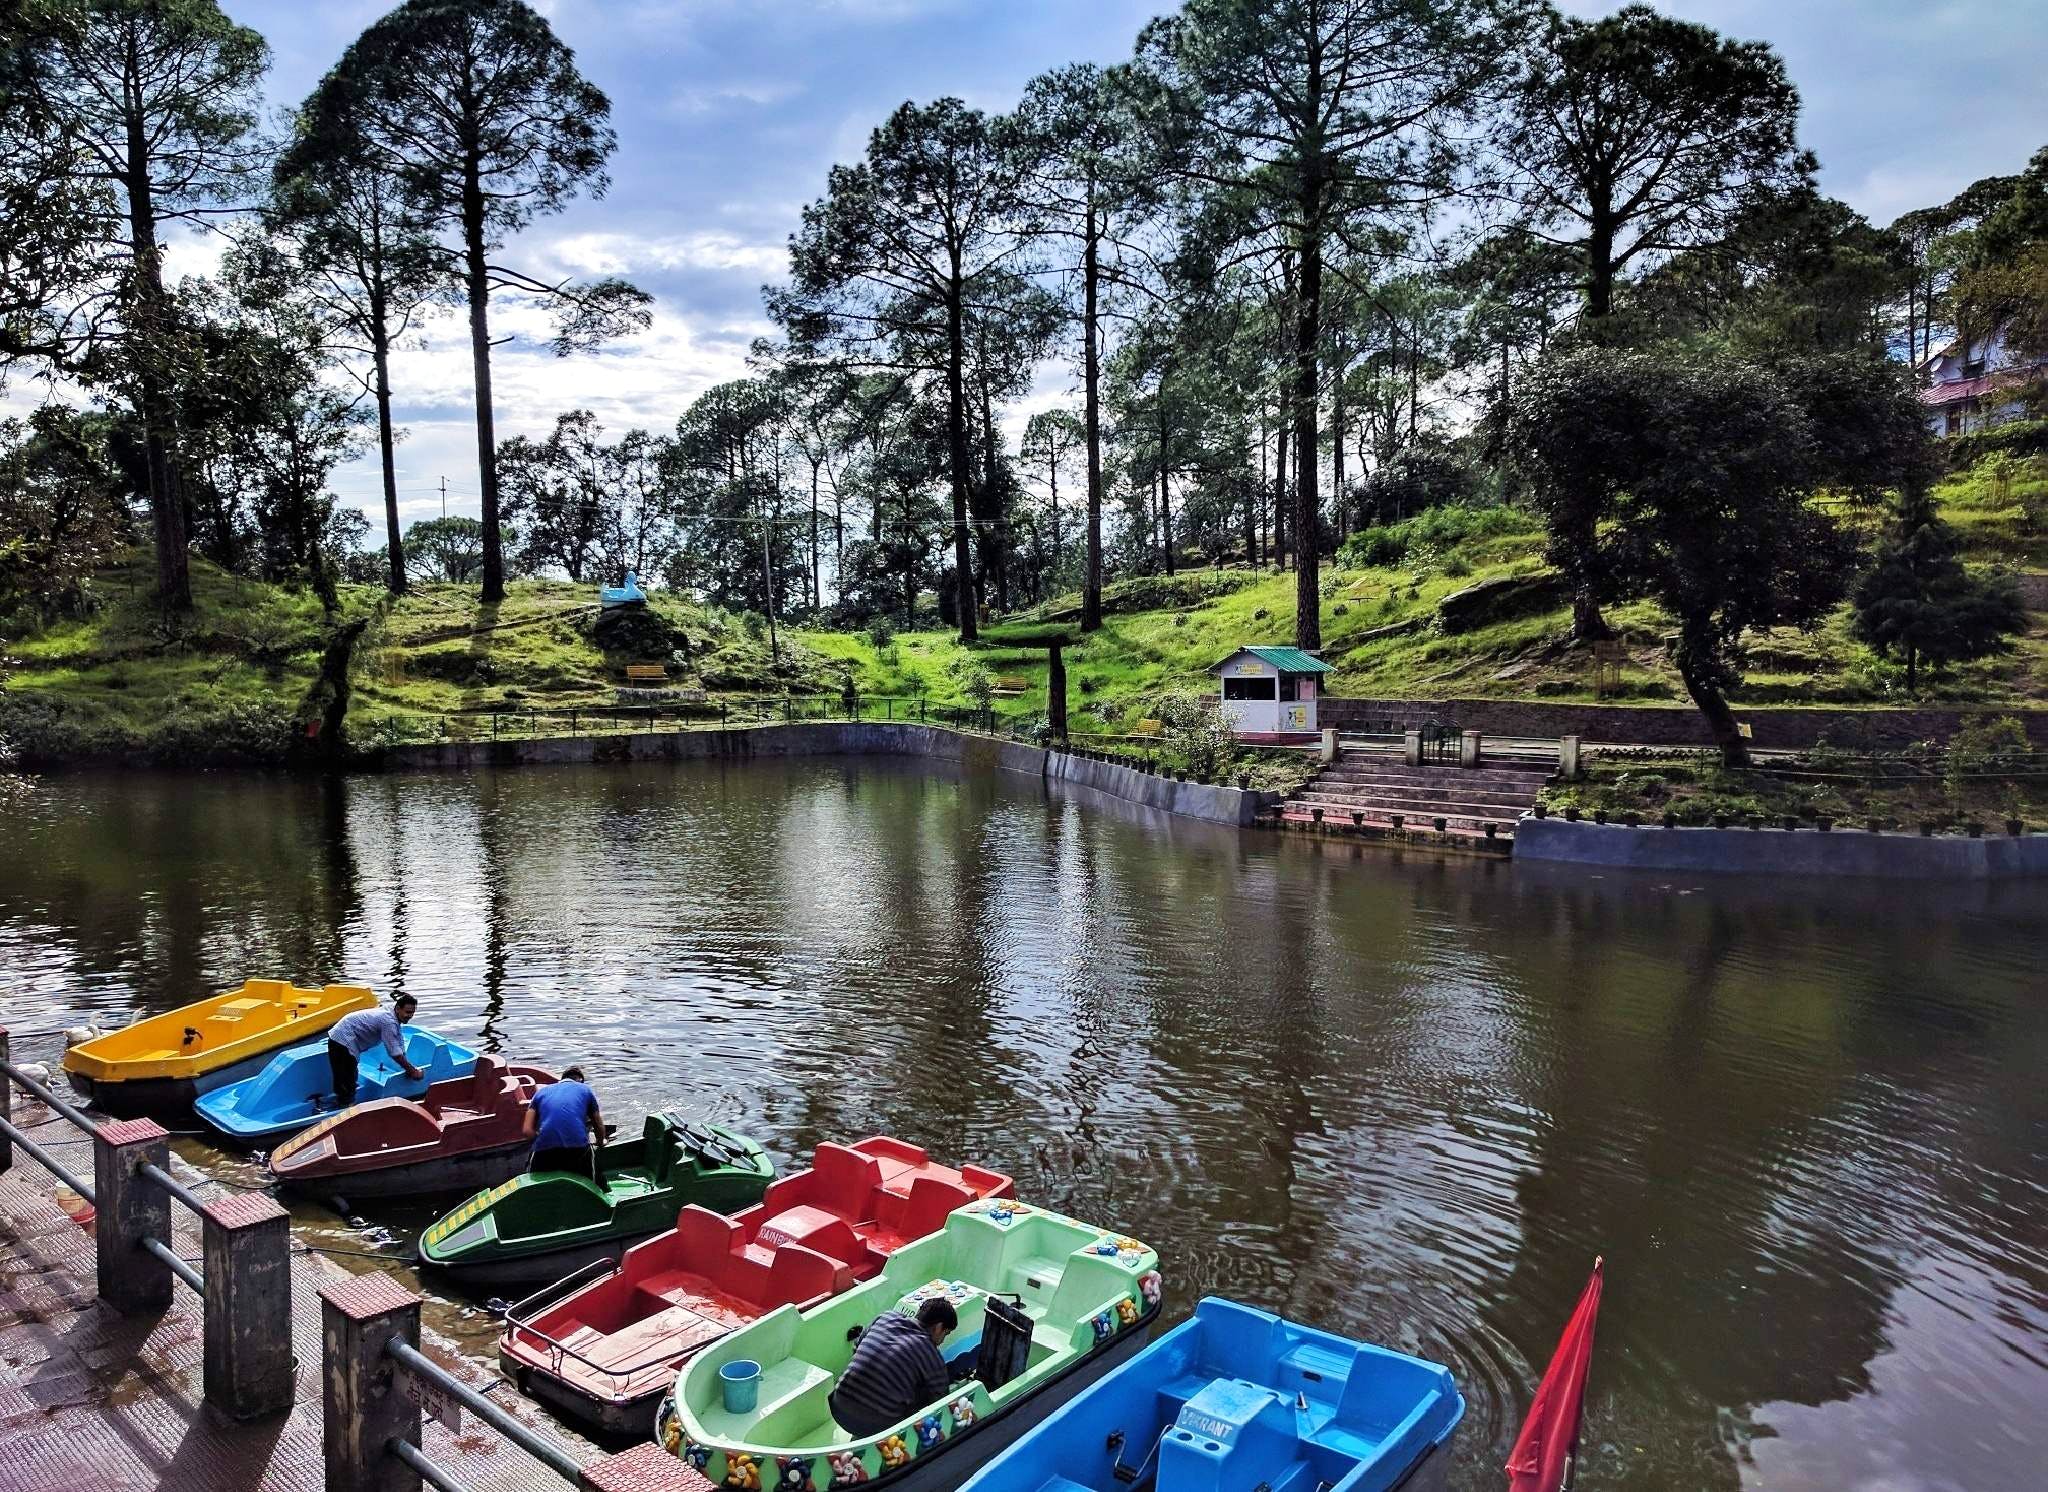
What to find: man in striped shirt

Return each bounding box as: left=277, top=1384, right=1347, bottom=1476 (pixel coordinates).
left=829, top=1297, right=957, bottom=1437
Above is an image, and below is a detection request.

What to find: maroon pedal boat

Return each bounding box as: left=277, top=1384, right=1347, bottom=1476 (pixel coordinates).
left=267, top=1054, right=557, bottom=1199
left=499, top=1135, right=1014, bottom=1437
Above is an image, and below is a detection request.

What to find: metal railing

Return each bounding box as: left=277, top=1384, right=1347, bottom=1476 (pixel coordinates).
left=500, top=1259, right=684, bottom=1398
left=364, top=692, right=962, bottom=747
left=387, top=1339, right=583, bottom=1486
left=0, top=1047, right=98, bottom=1204
left=136, top=1159, right=209, bottom=1293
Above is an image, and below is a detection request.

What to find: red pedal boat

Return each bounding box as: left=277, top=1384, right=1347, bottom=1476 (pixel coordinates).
left=267, top=1055, right=556, bottom=1199
left=498, top=1135, right=1013, bottom=1437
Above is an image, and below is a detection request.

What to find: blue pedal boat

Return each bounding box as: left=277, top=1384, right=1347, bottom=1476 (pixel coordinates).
left=195, top=1027, right=478, bottom=1146
left=956, top=1298, right=1464, bottom=1492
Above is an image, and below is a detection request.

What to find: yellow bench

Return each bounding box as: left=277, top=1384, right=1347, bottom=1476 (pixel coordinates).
left=991, top=675, right=1030, bottom=697
left=625, top=663, right=668, bottom=684
left=1131, top=719, right=1163, bottom=737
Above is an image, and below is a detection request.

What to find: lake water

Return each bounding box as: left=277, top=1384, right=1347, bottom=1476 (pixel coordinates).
left=1, top=759, right=2043, bottom=1490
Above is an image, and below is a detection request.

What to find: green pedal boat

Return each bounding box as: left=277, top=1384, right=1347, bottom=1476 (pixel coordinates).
left=655, top=1199, right=1163, bottom=1492
left=420, top=1114, right=773, bottom=1291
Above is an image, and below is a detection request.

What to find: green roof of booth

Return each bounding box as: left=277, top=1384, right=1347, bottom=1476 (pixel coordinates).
left=1210, top=646, right=1334, bottom=674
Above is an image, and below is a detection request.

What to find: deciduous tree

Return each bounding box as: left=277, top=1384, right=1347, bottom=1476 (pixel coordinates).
left=1513, top=346, right=1859, bottom=766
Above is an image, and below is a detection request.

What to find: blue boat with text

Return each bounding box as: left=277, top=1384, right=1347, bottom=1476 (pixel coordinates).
left=955, top=1297, right=1463, bottom=1492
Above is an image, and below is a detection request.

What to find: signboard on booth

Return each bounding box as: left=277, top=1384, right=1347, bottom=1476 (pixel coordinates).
left=1282, top=703, right=1310, bottom=730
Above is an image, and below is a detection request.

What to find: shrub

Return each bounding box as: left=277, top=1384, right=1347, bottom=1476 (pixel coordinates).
left=864, top=616, right=895, bottom=650
left=1946, top=715, right=2031, bottom=796
left=1943, top=417, right=2048, bottom=471
left=1156, top=690, right=1236, bottom=779
left=1337, top=504, right=1535, bottom=570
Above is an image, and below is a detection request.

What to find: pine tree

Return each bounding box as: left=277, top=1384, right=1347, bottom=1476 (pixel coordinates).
left=1853, top=486, right=2028, bottom=693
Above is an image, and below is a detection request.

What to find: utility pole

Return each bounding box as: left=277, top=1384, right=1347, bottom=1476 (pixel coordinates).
left=440, top=475, right=447, bottom=521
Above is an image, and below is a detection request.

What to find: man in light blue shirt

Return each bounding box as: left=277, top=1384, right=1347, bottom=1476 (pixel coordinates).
left=325, top=995, right=424, bottom=1108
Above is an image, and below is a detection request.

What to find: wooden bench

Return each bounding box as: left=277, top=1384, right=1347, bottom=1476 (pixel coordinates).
left=990, top=674, right=1030, bottom=698
left=1131, top=718, right=1163, bottom=737
left=624, top=663, right=667, bottom=684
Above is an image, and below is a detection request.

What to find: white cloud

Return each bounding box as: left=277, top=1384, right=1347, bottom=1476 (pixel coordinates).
left=545, top=230, right=786, bottom=279
left=334, top=297, right=765, bottom=523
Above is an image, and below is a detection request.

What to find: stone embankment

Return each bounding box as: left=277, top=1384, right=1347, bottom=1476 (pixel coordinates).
left=1515, top=815, right=2048, bottom=879
left=378, top=721, right=1270, bottom=827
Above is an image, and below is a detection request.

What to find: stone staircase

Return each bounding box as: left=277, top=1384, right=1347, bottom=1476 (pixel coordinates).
left=1273, top=750, right=1552, bottom=847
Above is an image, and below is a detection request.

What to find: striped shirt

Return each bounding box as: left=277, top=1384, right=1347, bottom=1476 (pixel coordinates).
left=829, top=1313, right=949, bottom=1437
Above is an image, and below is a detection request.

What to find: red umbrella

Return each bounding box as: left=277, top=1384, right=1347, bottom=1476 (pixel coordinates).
left=1506, top=1257, right=1605, bottom=1492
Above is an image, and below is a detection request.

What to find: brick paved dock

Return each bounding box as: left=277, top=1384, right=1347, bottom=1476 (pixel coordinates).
left=0, top=1101, right=597, bottom=1492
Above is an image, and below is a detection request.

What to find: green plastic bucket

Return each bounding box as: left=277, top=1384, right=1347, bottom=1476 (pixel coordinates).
left=719, top=1359, right=761, bottom=1414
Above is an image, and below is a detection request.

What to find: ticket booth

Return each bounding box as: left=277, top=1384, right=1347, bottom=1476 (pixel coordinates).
left=1211, top=646, right=1333, bottom=737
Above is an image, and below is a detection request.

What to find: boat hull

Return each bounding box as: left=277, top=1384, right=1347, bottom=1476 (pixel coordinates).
left=427, top=1230, right=665, bottom=1295
left=70, top=1054, right=268, bottom=1118
left=501, top=1348, right=671, bottom=1440
left=279, top=1140, right=535, bottom=1201
left=877, top=1316, right=1157, bottom=1492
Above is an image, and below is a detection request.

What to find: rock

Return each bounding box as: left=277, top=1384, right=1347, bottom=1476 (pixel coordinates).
left=1352, top=616, right=1423, bottom=644
left=585, top=604, right=686, bottom=658
left=1435, top=573, right=1568, bottom=634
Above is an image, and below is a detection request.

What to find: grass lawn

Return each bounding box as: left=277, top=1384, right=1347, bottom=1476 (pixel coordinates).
left=3, top=455, right=2044, bottom=766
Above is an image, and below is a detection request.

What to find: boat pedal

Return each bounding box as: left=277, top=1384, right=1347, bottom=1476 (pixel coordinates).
left=1108, top=1428, right=1163, bottom=1486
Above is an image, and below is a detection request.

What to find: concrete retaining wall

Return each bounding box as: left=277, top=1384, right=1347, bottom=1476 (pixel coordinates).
left=376, top=723, right=1267, bottom=828
left=1321, top=696, right=2048, bottom=749
left=1045, top=751, right=1267, bottom=827
left=1515, top=815, right=2048, bottom=879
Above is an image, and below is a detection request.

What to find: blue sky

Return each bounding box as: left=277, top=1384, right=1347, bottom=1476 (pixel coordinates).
left=213, top=0, right=2048, bottom=528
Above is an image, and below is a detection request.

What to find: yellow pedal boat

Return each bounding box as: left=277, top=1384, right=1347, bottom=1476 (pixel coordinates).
left=64, top=979, right=377, bottom=1116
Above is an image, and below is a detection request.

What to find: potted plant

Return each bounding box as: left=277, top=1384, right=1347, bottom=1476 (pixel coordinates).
left=1534, top=803, right=1550, bottom=819
left=2009, top=816, right=2027, bottom=837
left=1713, top=813, right=1731, bottom=829
left=1919, top=820, right=1937, bottom=837
left=1967, top=821, right=1984, bottom=838
left=1662, top=811, right=1677, bottom=829
left=1816, top=816, right=1833, bottom=832
left=1866, top=816, right=1884, bottom=833
left=1237, top=772, right=1250, bottom=791
left=1592, top=808, right=1608, bottom=825
left=1564, top=806, right=1581, bottom=822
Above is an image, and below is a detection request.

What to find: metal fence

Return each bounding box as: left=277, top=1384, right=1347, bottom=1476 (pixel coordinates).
left=0, top=1029, right=694, bottom=1490
left=359, top=692, right=1006, bottom=747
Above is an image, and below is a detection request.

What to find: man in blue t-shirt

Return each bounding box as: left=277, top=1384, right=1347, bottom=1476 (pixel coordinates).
left=524, top=1066, right=603, bottom=1179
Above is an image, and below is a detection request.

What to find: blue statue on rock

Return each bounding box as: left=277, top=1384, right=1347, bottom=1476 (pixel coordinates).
left=600, top=569, right=647, bottom=610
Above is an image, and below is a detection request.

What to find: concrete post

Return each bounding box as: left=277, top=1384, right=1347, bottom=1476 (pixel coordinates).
left=1403, top=730, right=1422, bottom=767
left=321, top=1275, right=422, bottom=1492
left=0, top=1027, right=11, bottom=1174
left=201, top=1191, right=294, bottom=1419
left=93, top=1117, right=172, bottom=1313
left=1559, top=735, right=1582, bottom=779
left=582, top=1444, right=716, bottom=1492
left=1459, top=730, right=1482, bottom=768
left=1319, top=727, right=1338, bottom=764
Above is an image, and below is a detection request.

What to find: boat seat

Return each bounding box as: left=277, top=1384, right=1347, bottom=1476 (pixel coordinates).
left=585, top=1304, right=729, bottom=1369
left=1009, top=1255, right=1067, bottom=1304
left=707, top=1357, right=832, bottom=1434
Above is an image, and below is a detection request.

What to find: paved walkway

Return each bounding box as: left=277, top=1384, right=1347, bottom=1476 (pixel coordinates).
left=0, top=1100, right=596, bottom=1492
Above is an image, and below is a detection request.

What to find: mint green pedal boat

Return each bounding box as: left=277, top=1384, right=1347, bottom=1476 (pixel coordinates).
left=655, top=1199, right=1163, bottom=1492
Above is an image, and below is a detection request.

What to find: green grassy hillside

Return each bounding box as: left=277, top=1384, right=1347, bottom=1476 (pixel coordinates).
left=3, top=456, right=2043, bottom=765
